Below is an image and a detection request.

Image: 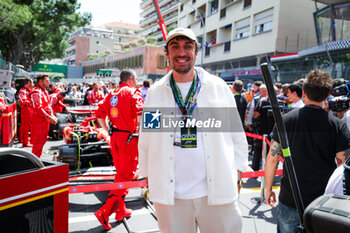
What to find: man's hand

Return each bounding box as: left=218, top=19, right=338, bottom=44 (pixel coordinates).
left=246, top=124, right=252, bottom=131
left=237, top=170, right=242, bottom=194
left=265, top=139, right=280, bottom=208
left=265, top=189, right=277, bottom=207
left=48, top=115, right=58, bottom=125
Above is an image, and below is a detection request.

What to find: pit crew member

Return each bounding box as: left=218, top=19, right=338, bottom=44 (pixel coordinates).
left=30, top=75, right=57, bottom=157
left=87, top=82, right=104, bottom=105
left=94, top=69, right=143, bottom=231
left=50, top=91, right=66, bottom=114
left=18, top=78, right=34, bottom=147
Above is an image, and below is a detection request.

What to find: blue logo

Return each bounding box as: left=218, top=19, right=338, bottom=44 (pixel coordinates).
left=143, top=110, right=161, bottom=129
left=110, top=96, right=118, bottom=106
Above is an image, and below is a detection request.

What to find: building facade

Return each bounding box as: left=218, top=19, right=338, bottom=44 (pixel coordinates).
left=81, top=46, right=168, bottom=81
left=63, top=27, right=115, bottom=66
left=64, top=23, right=143, bottom=67
left=177, top=0, right=320, bottom=82
left=139, top=0, right=179, bottom=45
left=103, top=22, right=144, bottom=52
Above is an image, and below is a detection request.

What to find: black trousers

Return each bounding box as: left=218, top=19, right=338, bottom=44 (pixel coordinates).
left=252, top=137, right=270, bottom=171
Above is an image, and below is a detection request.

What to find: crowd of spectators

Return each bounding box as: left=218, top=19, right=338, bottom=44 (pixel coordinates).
left=45, top=78, right=153, bottom=107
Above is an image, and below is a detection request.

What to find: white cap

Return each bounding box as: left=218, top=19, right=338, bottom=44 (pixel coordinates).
left=166, top=27, right=198, bottom=45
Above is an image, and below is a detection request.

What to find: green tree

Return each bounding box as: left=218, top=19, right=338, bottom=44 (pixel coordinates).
left=0, top=0, right=32, bottom=30
left=146, top=36, right=157, bottom=44
left=0, top=0, right=91, bottom=69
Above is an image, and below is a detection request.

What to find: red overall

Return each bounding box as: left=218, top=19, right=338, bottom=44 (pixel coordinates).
left=18, top=86, right=33, bottom=145
left=0, top=96, right=5, bottom=136
left=50, top=93, right=66, bottom=114
left=51, top=87, right=62, bottom=94
left=94, top=83, right=143, bottom=229
left=30, top=86, right=53, bottom=157
left=87, top=89, right=104, bottom=105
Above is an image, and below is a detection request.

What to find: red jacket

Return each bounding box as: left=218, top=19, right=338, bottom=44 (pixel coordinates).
left=0, top=95, right=5, bottom=112
left=87, top=89, right=104, bottom=105
left=18, top=86, right=32, bottom=108
left=30, top=86, right=53, bottom=118
left=50, top=93, right=66, bottom=114
left=95, top=83, right=143, bottom=132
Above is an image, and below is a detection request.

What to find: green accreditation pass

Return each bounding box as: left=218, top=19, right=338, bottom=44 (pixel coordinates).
left=170, top=71, right=201, bottom=148
left=180, top=118, right=197, bottom=148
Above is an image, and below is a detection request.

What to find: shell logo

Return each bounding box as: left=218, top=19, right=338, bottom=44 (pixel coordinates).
left=110, top=107, right=118, bottom=118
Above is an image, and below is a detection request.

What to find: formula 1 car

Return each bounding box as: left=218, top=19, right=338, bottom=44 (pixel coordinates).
left=49, top=105, right=98, bottom=140
left=57, top=116, right=113, bottom=170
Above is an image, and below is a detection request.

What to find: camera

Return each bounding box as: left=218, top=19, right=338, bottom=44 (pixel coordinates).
left=328, top=96, right=350, bottom=112
left=329, top=83, right=350, bottom=112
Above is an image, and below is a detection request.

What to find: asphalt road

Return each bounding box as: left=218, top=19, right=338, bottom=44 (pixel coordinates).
left=14, top=139, right=281, bottom=233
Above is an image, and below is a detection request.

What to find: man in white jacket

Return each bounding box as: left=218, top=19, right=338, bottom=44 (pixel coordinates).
left=138, top=28, right=251, bottom=233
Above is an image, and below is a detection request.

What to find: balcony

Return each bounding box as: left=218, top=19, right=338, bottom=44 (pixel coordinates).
left=140, top=14, right=158, bottom=27
left=152, top=30, right=163, bottom=38
left=140, top=4, right=155, bottom=17
left=63, top=53, right=75, bottom=61
left=65, top=44, right=76, bottom=52
left=164, top=12, right=178, bottom=24
left=140, top=0, right=152, bottom=9
left=161, top=2, right=178, bottom=16
left=140, top=23, right=158, bottom=36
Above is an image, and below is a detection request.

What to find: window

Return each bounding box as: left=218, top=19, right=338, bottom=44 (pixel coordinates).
left=205, top=47, right=210, bottom=56
left=220, top=8, right=226, bottom=19
left=210, top=0, right=218, bottom=15
left=135, top=56, right=139, bottom=68
left=200, top=18, right=206, bottom=27
left=224, top=41, right=231, bottom=52
left=139, top=55, right=143, bottom=67
left=235, top=17, right=250, bottom=39
left=254, top=8, right=273, bottom=34
left=180, top=4, right=183, bottom=12
left=192, top=0, right=196, bottom=3
left=243, top=0, right=251, bottom=8
left=157, top=55, right=167, bottom=69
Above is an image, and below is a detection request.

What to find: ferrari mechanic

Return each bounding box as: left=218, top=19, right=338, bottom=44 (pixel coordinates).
left=30, top=75, right=57, bottom=157
left=94, top=69, right=144, bottom=231
left=18, top=78, right=34, bottom=147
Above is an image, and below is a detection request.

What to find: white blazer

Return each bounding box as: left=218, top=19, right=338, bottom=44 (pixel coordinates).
left=138, top=67, right=251, bottom=205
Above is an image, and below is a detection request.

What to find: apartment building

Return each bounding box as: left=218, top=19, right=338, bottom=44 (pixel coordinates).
left=63, top=27, right=115, bottom=66
left=64, top=23, right=143, bottom=67
left=178, top=0, right=320, bottom=82
left=81, top=46, right=168, bottom=81
left=103, top=22, right=144, bottom=52
left=139, top=0, right=179, bottom=45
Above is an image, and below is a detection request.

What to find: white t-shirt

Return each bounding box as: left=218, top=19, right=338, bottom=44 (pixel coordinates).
left=173, top=81, right=208, bottom=199
left=325, top=165, right=344, bottom=195
left=291, top=99, right=304, bottom=109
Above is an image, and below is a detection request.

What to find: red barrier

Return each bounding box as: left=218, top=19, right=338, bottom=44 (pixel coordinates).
left=242, top=168, right=283, bottom=178
left=69, top=179, right=148, bottom=194
left=245, top=132, right=284, bottom=163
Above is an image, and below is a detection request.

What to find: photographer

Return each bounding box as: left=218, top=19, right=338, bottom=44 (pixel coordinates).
left=325, top=79, right=350, bottom=196
left=265, top=70, right=350, bottom=233
left=327, top=78, right=349, bottom=118
left=252, top=84, right=274, bottom=171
